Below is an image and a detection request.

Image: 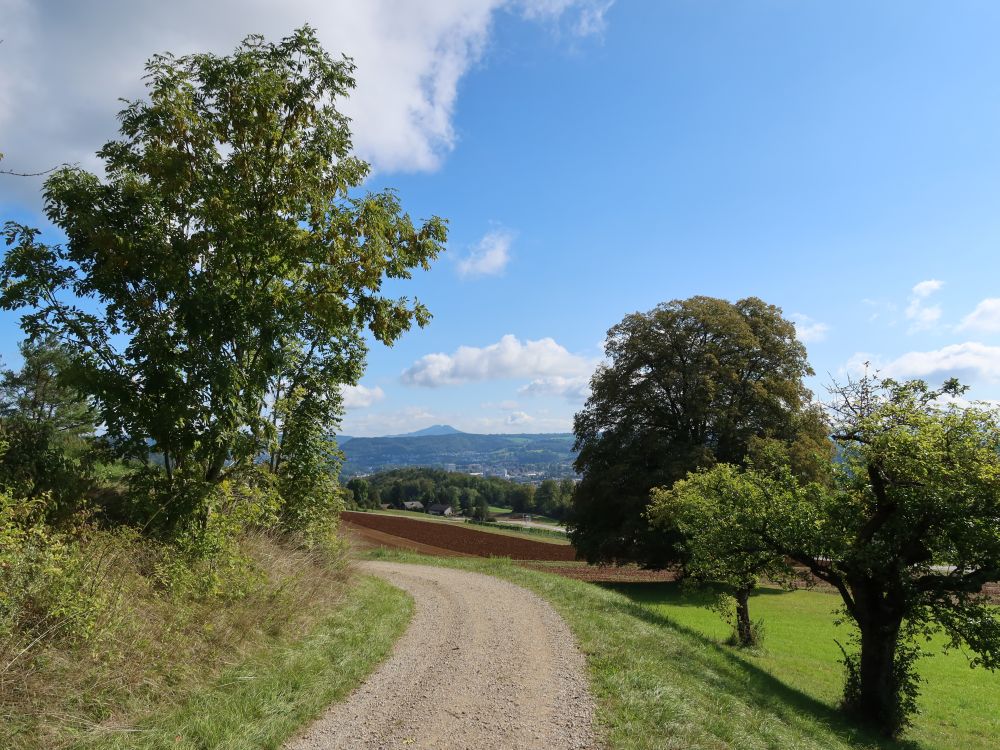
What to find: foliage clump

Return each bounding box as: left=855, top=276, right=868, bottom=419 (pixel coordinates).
left=1, top=25, right=445, bottom=535
left=649, top=374, right=1000, bottom=736
left=571, top=295, right=830, bottom=567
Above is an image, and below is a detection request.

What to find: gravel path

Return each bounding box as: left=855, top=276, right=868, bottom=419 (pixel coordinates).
left=285, top=561, right=597, bottom=750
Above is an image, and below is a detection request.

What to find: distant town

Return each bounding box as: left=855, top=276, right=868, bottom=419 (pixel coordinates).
left=338, top=425, right=578, bottom=482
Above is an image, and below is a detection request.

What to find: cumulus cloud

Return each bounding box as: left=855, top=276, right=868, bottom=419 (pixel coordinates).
left=401, top=334, right=593, bottom=387
left=340, top=383, right=385, bottom=409
left=791, top=313, right=830, bottom=344
left=457, top=229, right=514, bottom=278
left=505, top=410, right=534, bottom=425
left=957, top=298, right=1000, bottom=334
left=518, top=374, right=591, bottom=401
left=911, top=279, right=943, bottom=298
left=882, top=341, right=1000, bottom=383
left=0, top=0, right=612, bottom=205
left=905, top=279, right=944, bottom=332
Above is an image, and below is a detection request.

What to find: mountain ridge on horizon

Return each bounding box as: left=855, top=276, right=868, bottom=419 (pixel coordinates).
left=386, top=424, right=464, bottom=438
left=337, top=428, right=577, bottom=478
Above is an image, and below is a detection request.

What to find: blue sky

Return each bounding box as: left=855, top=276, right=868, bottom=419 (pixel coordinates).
left=4, top=1, right=1000, bottom=435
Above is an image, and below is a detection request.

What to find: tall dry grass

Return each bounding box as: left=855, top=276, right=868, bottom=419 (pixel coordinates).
left=1, top=529, right=350, bottom=749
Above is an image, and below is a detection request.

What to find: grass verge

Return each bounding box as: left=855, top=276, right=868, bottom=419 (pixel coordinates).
left=3, top=532, right=412, bottom=750
left=361, top=548, right=998, bottom=750
left=77, top=574, right=411, bottom=750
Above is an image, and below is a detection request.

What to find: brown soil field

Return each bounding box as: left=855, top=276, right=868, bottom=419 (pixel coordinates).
left=343, top=520, right=473, bottom=557
left=342, top=511, right=577, bottom=561
left=343, top=514, right=1000, bottom=597
left=520, top=561, right=680, bottom=583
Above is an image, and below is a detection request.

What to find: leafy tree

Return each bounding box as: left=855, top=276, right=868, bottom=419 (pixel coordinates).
left=346, top=477, right=370, bottom=509
left=0, top=336, right=98, bottom=446
left=459, top=487, right=479, bottom=516
left=558, top=478, right=576, bottom=499
left=444, top=486, right=461, bottom=513
left=471, top=495, right=491, bottom=521
left=0, top=337, right=99, bottom=520
left=0, top=27, right=446, bottom=529
left=651, top=376, right=1000, bottom=736
left=509, top=484, right=535, bottom=514
left=650, top=462, right=794, bottom=647
left=534, top=479, right=559, bottom=516
left=571, top=296, right=829, bottom=567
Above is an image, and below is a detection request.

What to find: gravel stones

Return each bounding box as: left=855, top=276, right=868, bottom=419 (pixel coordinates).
left=285, top=562, right=597, bottom=750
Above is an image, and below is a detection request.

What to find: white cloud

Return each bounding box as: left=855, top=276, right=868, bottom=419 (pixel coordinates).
left=340, top=383, right=385, bottom=409
left=518, top=0, right=613, bottom=35
left=842, top=351, right=880, bottom=378
left=911, top=279, right=944, bottom=298
left=0, top=1, right=612, bottom=205
left=505, top=410, right=534, bottom=425
left=882, top=341, right=1000, bottom=383
left=401, top=333, right=593, bottom=387
left=518, top=374, right=591, bottom=401
left=790, top=313, right=830, bottom=344
left=457, top=229, right=514, bottom=278
left=957, top=298, right=1000, bottom=334
left=905, top=279, right=944, bottom=332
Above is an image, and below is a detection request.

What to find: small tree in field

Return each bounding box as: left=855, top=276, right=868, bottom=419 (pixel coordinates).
left=651, top=375, right=1000, bottom=736
left=650, top=462, right=795, bottom=647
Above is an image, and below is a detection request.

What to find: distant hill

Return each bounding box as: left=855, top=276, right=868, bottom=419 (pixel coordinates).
left=339, top=431, right=577, bottom=479
left=388, top=424, right=464, bottom=438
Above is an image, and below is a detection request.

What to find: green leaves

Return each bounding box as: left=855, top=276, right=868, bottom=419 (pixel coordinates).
left=570, top=295, right=827, bottom=566
left=653, top=374, right=1000, bottom=735
left=1, top=27, right=447, bottom=522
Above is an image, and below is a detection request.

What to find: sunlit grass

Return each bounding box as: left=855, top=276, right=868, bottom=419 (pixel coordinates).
left=363, top=548, right=999, bottom=750
left=76, top=575, right=412, bottom=750
left=612, top=581, right=1000, bottom=750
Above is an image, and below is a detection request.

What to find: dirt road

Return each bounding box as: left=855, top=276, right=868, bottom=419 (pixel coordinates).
left=285, top=562, right=596, bottom=750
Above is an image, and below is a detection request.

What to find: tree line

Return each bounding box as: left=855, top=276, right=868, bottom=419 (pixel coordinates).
left=346, top=467, right=576, bottom=520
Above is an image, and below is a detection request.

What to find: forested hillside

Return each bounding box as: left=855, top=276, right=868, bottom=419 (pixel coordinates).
left=339, top=431, right=577, bottom=477
left=346, top=467, right=576, bottom=520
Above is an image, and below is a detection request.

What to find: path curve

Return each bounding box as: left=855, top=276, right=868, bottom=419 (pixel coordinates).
left=286, top=561, right=596, bottom=750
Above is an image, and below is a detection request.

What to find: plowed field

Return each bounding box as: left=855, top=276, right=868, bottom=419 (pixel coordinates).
left=342, top=511, right=577, bottom=561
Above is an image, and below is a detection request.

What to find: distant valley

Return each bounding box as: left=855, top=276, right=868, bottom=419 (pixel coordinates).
left=337, top=426, right=577, bottom=479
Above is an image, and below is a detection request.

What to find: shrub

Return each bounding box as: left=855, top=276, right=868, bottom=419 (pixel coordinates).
left=0, top=492, right=104, bottom=644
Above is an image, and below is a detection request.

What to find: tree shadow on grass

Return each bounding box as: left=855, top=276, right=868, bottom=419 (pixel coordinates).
left=608, top=580, right=793, bottom=608
left=598, top=583, right=923, bottom=750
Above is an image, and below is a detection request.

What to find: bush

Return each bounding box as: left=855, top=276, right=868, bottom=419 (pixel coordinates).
left=0, top=492, right=105, bottom=644
left=0, top=417, right=92, bottom=524
left=146, top=470, right=282, bottom=599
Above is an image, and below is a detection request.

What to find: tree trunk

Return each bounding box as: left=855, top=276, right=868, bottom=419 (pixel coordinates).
left=205, top=451, right=228, bottom=483
left=855, top=617, right=903, bottom=733
left=734, top=585, right=754, bottom=647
